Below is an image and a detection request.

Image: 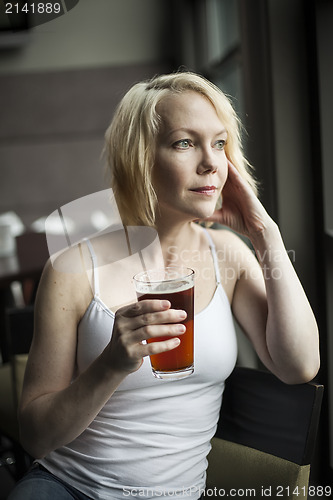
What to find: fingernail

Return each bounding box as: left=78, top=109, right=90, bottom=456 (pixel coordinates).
left=172, top=338, right=181, bottom=346
left=176, top=325, right=186, bottom=333
left=161, top=300, right=170, bottom=309
left=178, top=310, right=187, bottom=319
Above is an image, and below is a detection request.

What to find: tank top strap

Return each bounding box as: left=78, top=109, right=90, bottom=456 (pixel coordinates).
left=201, top=227, right=221, bottom=286
left=84, top=238, right=100, bottom=297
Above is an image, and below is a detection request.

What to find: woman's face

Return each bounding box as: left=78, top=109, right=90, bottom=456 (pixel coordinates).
left=153, top=90, right=228, bottom=222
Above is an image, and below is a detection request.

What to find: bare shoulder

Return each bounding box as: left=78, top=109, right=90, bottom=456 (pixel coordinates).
left=37, top=242, right=93, bottom=321
left=206, top=227, right=257, bottom=268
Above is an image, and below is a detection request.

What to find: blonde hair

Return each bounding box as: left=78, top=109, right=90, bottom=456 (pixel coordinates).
left=104, top=71, right=256, bottom=226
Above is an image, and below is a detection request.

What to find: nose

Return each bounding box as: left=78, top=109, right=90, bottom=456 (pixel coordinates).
left=197, top=146, right=219, bottom=175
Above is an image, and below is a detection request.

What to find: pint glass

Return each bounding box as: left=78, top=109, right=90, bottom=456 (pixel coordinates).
left=133, top=267, right=195, bottom=380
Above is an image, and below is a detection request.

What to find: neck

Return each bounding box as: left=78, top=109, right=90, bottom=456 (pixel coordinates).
left=155, top=217, right=199, bottom=267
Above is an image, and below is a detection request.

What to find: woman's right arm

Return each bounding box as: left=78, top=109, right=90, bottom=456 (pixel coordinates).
left=19, top=259, right=185, bottom=459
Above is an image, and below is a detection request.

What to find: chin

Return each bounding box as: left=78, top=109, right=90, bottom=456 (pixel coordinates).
left=159, top=200, right=217, bottom=222
left=194, top=205, right=216, bottom=219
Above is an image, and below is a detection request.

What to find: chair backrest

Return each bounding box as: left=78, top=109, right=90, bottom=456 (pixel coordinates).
left=5, top=306, right=34, bottom=356
left=5, top=305, right=34, bottom=406
left=206, top=367, right=324, bottom=496
left=216, top=366, right=323, bottom=465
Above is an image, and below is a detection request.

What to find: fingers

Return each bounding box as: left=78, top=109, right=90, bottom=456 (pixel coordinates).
left=226, top=160, right=257, bottom=198
left=227, top=159, right=239, bottom=173
left=122, top=299, right=172, bottom=318
left=136, top=336, right=181, bottom=360
left=135, top=322, right=186, bottom=344
left=227, top=159, right=245, bottom=178
left=119, top=299, right=186, bottom=326
left=224, top=160, right=247, bottom=192
left=115, top=299, right=187, bottom=343
left=110, top=300, right=187, bottom=373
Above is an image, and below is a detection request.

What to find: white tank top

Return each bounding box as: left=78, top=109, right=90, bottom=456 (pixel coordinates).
left=39, top=229, right=238, bottom=499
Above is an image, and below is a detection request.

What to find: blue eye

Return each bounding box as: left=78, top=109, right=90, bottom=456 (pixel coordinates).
left=214, top=140, right=226, bottom=150
left=174, top=139, right=191, bottom=149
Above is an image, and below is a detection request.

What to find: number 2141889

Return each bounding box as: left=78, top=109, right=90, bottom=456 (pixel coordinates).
left=274, top=485, right=332, bottom=497
left=5, top=3, right=61, bottom=15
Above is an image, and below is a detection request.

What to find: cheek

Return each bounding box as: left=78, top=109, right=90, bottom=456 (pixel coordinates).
left=152, top=155, right=168, bottom=188
left=153, top=154, right=186, bottom=190
left=152, top=164, right=178, bottom=199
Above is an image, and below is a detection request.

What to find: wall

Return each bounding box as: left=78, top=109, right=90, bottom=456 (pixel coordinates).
left=0, top=0, right=172, bottom=73
left=268, top=0, right=317, bottom=308
left=268, top=0, right=333, bottom=480
left=316, top=0, right=333, bottom=474
left=0, top=0, right=174, bottom=228
left=316, top=3, right=333, bottom=233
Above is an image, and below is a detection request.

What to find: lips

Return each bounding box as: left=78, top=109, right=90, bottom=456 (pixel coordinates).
left=190, top=186, right=217, bottom=195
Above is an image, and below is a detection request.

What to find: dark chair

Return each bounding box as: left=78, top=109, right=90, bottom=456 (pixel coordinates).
left=0, top=306, right=34, bottom=479
left=206, top=366, right=323, bottom=499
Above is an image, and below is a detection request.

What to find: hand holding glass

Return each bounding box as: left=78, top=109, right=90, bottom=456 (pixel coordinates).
left=133, top=267, right=194, bottom=380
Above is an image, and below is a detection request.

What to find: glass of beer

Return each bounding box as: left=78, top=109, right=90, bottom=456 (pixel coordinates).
left=133, top=267, right=195, bottom=380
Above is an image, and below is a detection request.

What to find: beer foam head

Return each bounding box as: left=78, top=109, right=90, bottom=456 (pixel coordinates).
left=133, top=267, right=195, bottom=295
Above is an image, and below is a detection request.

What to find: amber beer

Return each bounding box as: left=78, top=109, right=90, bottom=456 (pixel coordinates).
left=134, top=267, right=194, bottom=380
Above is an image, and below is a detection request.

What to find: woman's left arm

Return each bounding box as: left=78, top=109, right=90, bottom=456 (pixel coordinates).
left=208, top=161, right=320, bottom=384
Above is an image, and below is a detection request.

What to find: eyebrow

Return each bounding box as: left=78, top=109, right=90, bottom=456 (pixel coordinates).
left=166, top=127, right=227, bottom=137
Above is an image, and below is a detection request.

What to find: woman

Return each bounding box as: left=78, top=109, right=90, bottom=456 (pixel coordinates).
left=9, top=72, right=320, bottom=499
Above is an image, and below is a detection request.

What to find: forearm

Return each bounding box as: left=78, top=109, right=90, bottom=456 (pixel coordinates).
left=250, top=222, right=320, bottom=383
left=19, top=350, right=126, bottom=458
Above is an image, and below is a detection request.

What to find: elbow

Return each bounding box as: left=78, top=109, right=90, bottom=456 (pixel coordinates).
left=299, top=345, right=321, bottom=384
left=19, top=435, right=50, bottom=460
left=19, top=413, right=50, bottom=459
left=19, top=426, right=47, bottom=460
left=301, top=357, right=321, bottom=384
left=278, top=357, right=321, bottom=385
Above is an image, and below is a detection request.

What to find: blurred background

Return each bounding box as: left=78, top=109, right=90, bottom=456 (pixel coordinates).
left=0, top=0, right=332, bottom=491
